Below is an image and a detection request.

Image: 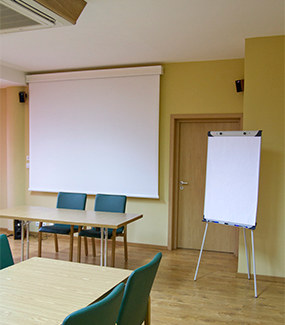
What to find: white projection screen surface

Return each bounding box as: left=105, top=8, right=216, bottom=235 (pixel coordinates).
left=28, top=66, right=162, bottom=198
left=203, top=131, right=262, bottom=228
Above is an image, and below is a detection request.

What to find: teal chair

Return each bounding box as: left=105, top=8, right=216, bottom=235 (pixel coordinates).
left=62, top=283, right=125, bottom=325
left=38, top=192, right=87, bottom=261
left=0, top=234, right=14, bottom=270
left=77, top=194, right=127, bottom=266
left=117, top=252, right=162, bottom=325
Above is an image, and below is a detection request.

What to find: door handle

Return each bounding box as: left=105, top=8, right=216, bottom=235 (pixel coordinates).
left=179, top=181, right=188, bottom=185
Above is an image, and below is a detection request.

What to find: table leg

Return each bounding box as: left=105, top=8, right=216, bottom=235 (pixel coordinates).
left=84, top=236, right=88, bottom=256
left=69, top=225, right=74, bottom=262
left=91, top=238, right=96, bottom=257
left=104, top=228, right=108, bottom=266
left=111, top=229, right=116, bottom=267
left=21, top=220, right=25, bottom=261
left=100, top=228, right=104, bottom=266
left=77, top=226, right=82, bottom=263
left=26, top=221, right=30, bottom=259
left=38, top=222, right=43, bottom=257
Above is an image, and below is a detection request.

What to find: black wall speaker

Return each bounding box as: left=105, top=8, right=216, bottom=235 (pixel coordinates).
left=14, top=219, right=22, bottom=240
left=235, top=79, right=244, bottom=92
left=19, top=91, right=27, bottom=103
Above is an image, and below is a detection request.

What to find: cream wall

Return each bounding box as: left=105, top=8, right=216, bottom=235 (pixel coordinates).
left=0, top=89, right=7, bottom=224
left=135, top=59, right=243, bottom=246
left=4, top=37, right=284, bottom=277
left=24, top=59, right=244, bottom=243
left=239, top=36, right=284, bottom=277
left=0, top=87, right=26, bottom=229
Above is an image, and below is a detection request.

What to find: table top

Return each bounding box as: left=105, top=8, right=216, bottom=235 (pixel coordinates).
left=0, top=257, right=132, bottom=325
left=0, top=205, right=143, bottom=229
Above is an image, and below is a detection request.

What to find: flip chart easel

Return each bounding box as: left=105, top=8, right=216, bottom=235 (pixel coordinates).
left=194, top=130, right=262, bottom=298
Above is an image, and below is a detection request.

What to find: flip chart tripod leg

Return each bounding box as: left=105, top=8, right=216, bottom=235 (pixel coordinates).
left=100, top=227, right=104, bottom=266
left=21, top=220, right=25, bottom=261
left=251, top=230, right=258, bottom=298
left=194, top=222, right=208, bottom=281
left=243, top=228, right=250, bottom=279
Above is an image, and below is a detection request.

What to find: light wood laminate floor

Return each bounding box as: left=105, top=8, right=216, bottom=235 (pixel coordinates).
left=2, top=232, right=284, bottom=324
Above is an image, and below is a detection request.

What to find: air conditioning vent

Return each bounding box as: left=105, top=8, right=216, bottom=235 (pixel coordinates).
left=0, top=3, right=46, bottom=30
left=0, top=0, right=73, bottom=33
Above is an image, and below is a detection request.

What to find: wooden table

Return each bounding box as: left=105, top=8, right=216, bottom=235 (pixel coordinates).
left=0, top=206, right=143, bottom=266
left=0, top=257, right=132, bottom=325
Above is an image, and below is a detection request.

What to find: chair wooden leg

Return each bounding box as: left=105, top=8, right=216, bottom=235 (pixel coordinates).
left=145, top=296, right=151, bottom=325
left=54, top=234, right=59, bottom=252
left=84, top=237, right=88, bottom=256
left=69, top=225, right=74, bottom=262
left=38, top=222, right=43, bottom=257
left=111, top=229, right=116, bottom=267
left=123, top=226, right=128, bottom=262
left=91, top=238, right=96, bottom=257
left=77, top=226, right=82, bottom=263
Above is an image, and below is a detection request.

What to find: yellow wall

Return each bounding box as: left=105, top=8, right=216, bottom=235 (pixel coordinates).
left=24, top=59, right=244, bottom=244
left=239, top=36, right=284, bottom=277
left=5, top=40, right=284, bottom=277
left=0, top=89, right=7, bottom=211
left=0, top=87, right=26, bottom=229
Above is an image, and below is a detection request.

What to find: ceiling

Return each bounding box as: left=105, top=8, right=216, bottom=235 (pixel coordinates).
left=0, top=0, right=284, bottom=77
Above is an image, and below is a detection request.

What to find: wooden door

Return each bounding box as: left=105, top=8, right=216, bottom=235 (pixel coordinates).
left=177, top=119, right=240, bottom=252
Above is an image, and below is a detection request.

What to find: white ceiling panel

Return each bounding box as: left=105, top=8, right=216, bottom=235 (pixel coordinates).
left=0, top=0, right=284, bottom=73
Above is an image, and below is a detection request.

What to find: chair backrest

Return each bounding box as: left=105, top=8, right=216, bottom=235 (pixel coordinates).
left=0, top=234, right=14, bottom=270
left=94, top=194, right=126, bottom=213
left=62, top=283, right=125, bottom=325
left=57, top=192, right=87, bottom=210
left=117, top=252, right=162, bottom=325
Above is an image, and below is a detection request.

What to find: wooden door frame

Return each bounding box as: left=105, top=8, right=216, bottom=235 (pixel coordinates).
left=168, top=113, right=243, bottom=250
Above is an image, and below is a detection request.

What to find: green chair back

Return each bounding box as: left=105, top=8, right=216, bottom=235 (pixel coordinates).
left=57, top=192, right=87, bottom=210
left=54, top=192, right=87, bottom=228
left=62, top=283, right=124, bottom=325
left=93, top=194, right=126, bottom=234
left=0, top=234, right=14, bottom=270
left=117, top=252, right=162, bottom=325
left=94, top=194, right=126, bottom=213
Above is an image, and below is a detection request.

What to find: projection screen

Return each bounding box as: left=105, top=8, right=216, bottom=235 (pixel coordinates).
left=27, top=66, right=162, bottom=198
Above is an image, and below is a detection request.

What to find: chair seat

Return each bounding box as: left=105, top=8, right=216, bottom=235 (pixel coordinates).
left=79, top=227, right=124, bottom=239
left=39, top=224, right=79, bottom=235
